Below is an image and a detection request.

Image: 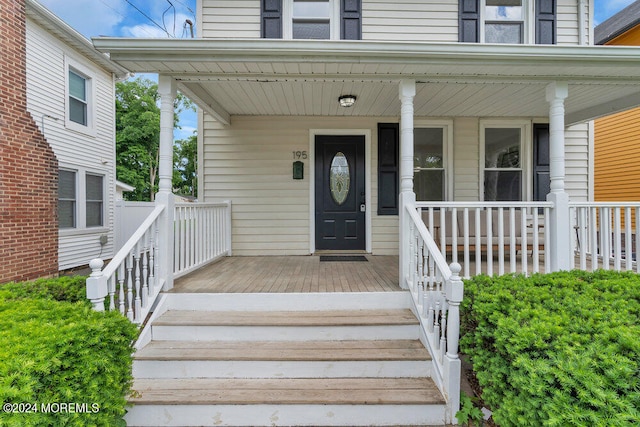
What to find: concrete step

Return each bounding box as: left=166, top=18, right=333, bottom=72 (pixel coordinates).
left=133, top=339, right=432, bottom=379
left=150, top=309, right=421, bottom=341
left=125, top=377, right=447, bottom=426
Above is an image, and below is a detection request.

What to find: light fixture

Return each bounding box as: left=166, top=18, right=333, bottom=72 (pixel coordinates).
left=338, top=95, right=356, bottom=108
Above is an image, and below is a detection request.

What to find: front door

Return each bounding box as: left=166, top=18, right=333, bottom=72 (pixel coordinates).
left=315, top=135, right=366, bottom=251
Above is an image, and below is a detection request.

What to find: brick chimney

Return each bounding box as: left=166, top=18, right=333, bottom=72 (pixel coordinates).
left=0, top=0, right=59, bottom=282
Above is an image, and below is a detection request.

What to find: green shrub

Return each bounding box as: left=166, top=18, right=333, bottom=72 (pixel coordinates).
left=460, top=270, right=640, bottom=426
left=0, top=280, right=138, bottom=426
left=0, top=276, right=88, bottom=304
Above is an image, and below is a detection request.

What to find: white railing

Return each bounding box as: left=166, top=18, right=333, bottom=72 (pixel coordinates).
left=404, top=201, right=462, bottom=422
left=570, top=202, right=640, bottom=273
left=417, top=202, right=553, bottom=278
left=86, top=205, right=165, bottom=323
left=87, top=200, right=232, bottom=323
left=174, top=201, right=232, bottom=279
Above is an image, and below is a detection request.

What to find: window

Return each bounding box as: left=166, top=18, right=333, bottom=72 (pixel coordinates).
left=68, top=70, right=88, bottom=125
left=65, top=57, right=95, bottom=134
left=58, top=169, right=105, bottom=229
left=414, top=127, right=445, bottom=201
left=484, top=0, right=524, bottom=44
left=59, top=170, right=77, bottom=228
left=293, top=0, right=331, bottom=39
left=86, top=174, right=104, bottom=227
left=483, top=127, right=523, bottom=201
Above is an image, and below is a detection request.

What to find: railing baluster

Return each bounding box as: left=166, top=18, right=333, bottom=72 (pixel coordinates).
left=126, top=252, right=134, bottom=321
left=142, top=232, right=149, bottom=309
left=532, top=208, right=540, bottom=274
left=107, top=275, right=115, bottom=311
left=475, top=208, right=482, bottom=276
left=134, top=243, right=142, bottom=323
left=118, top=263, right=125, bottom=315
left=509, top=208, right=516, bottom=273
left=486, top=207, right=493, bottom=276
left=520, top=207, right=527, bottom=275
left=625, top=207, right=632, bottom=271
left=614, top=207, right=622, bottom=271
left=462, top=208, right=469, bottom=278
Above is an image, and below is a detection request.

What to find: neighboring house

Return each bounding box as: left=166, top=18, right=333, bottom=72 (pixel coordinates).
left=25, top=0, right=129, bottom=271
left=594, top=0, right=640, bottom=203
left=88, top=1, right=640, bottom=425
left=0, top=0, right=58, bottom=283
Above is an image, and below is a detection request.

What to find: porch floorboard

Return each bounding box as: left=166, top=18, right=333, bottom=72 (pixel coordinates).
left=172, top=255, right=400, bottom=293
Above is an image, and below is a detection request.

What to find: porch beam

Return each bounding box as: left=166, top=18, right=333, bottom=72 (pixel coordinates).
left=399, top=80, right=416, bottom=289
left=179, top=82, right=231, bottom=126
left=565, top=91, right=640, bottom=126
left=546, top=82, right=571, bottom=272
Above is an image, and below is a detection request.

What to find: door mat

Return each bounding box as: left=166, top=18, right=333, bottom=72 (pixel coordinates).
left=319, top=255, right=368, bottom=262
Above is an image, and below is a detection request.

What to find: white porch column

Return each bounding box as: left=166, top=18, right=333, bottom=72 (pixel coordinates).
left=399, top=80, right=416, bottom=289
left=546, top=82, right=571, bottom=272
left=156, top=75, right=176, bottom=290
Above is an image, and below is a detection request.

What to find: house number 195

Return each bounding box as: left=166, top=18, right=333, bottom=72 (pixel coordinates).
left=293, top=151, right=307, bottom=159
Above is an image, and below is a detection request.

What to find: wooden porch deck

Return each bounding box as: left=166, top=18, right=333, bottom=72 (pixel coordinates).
left=172, top=255, right=401, bottom=293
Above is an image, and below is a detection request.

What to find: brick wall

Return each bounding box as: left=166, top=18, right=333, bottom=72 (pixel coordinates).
left=0, top=0, right=59, bottom=282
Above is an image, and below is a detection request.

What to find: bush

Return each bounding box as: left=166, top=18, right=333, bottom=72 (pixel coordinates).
left=0, top=276, right=88, bottom=304
left=0, top=279, right=139, bottom=426
left=460, top=270, right=640, bottom=426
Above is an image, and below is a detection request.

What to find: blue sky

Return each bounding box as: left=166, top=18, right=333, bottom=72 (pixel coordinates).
left=39, top=0, right=636, bottom=139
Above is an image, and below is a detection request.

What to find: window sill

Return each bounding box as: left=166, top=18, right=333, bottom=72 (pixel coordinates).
left=59, top=227, right=109, bottom=237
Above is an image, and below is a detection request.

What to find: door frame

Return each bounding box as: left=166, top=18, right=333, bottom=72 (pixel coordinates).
left=309, top=129, right=372, bottom=253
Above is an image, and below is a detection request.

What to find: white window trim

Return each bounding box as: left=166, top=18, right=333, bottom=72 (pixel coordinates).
left=479, top=120, right=531, bottom=201
left=283, top=0, right=340, bottom=40
left=479, top=0, right=534, bottom=44
left=59, top=166, right=107, bottom=233
left=64, top=56, right=96, bottom=136
left=414, top=120, right=454, bottom=201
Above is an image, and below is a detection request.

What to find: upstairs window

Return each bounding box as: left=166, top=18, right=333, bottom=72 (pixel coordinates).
left=459, top=0, right=555, bottom=44
left=484, top=0, right=524, bottom=44
left=68, top=70, right=88, bottom=126
left=293, top=0, right=331, bottom=39
left=262, top=0, right=361, bottom=40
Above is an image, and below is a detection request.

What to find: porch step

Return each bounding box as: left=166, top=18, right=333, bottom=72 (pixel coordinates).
left=133, top=339, right=432, bottom=379
left=126, top=294, right=449, bottom=426
left=151, top=309, right=421, bottom=341
left=126, top=378, right=447, bottom=427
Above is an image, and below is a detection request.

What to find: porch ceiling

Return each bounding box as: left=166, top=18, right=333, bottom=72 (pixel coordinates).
left=94, top=38, right=640, bottom=125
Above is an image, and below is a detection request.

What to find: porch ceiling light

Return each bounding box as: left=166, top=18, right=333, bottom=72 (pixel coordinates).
left=338, top=95, right=356, bottom=108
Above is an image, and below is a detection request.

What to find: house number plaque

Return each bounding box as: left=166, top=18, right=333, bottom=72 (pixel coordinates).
left=292, top=151, right=308, bottom=159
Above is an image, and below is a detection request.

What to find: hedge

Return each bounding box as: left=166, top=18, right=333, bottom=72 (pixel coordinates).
left=0, top=277, right=139, bottom=426
left=460, top=270, right=640, bottom=426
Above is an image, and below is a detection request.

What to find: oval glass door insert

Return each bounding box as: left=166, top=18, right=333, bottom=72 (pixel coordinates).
left=330, top=152, right=350, bottom=205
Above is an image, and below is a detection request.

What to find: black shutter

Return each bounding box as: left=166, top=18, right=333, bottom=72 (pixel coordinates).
left=533, top=124, right=550, bottom=202
left=341, top=0, right=362, bottom=40
left=377, top=123, right=399, bottom=216
left=261, top=0, right=282, bottom=39
left=535, top=0, right=556, bottom=44
left=459, top=0, right=479, bottom=42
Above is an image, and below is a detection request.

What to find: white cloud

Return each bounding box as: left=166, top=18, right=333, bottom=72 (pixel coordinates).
left=38, top=0, right=127, bottom=39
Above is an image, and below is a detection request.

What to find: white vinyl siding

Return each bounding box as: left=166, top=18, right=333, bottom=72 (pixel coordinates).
left=198, top=0, right=587, bottom=45
left=202, top=115, right=399, bottom=255
left=363, top=0, right=459, bottom=42
left=200, top=0, right=261, bottom=38
left=25, top=17, right=117, bottom=270
left=202, top=114, right=590, bottom=256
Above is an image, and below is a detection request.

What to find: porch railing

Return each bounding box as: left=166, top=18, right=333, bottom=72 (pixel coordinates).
left=417, top=202, right=553, bottom=278
left=570, top=202, right=640, bottom=273
left=403, top=200, right=463, bottom=422
left=174, top=201, right=232, bottom=279
left=86, top=205, right=165, bottom=323
left=87, top=201, right=232, bottom=324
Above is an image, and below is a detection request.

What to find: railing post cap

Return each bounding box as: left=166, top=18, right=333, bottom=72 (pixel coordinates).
left=89, top=258, right=104, bottom=274
left=450, top=262, right=462, bottom=276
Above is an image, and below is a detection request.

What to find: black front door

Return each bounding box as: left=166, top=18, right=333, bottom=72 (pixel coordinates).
left=315, top=135, right=366, bottom=251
